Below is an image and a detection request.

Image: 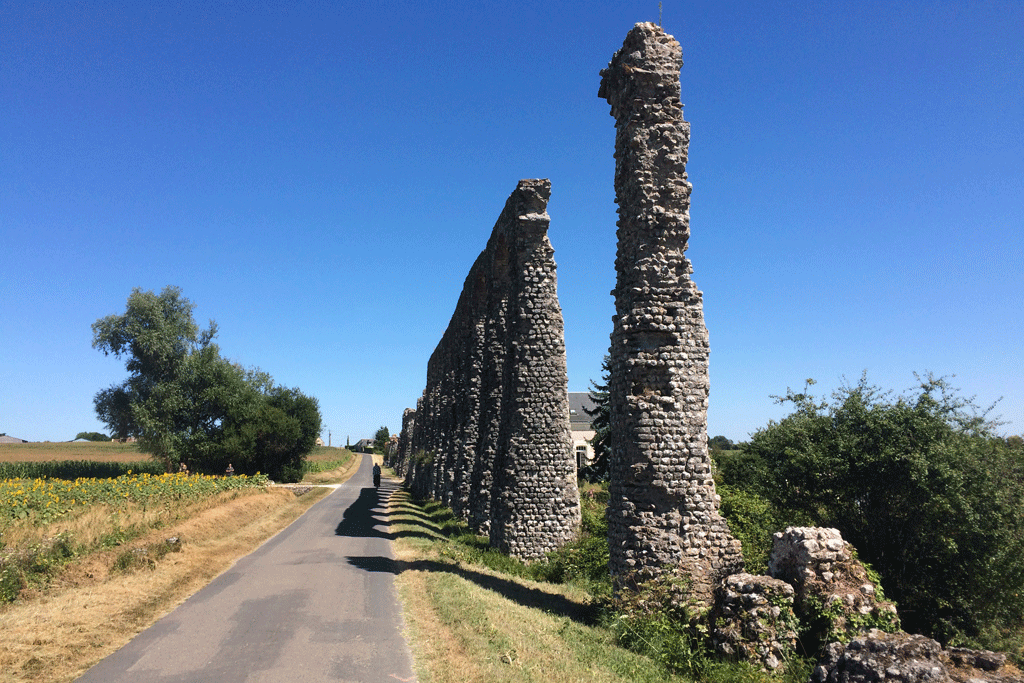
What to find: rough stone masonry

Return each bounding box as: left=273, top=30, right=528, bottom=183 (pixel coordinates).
left=599, top=22, right=743, bottom=604
left=402, top=179, right=581, bottom=561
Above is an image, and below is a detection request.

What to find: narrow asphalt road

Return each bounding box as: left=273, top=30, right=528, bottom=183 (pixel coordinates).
left=76, top=455, right=416, bottom=683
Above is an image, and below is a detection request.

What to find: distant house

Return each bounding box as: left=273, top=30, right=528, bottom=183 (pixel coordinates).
left=568, top=392, right=598, bottom=470
left=315, top=437, right=325, bottom=447
left=353, top=438, right=375, bottom=453
left=0, top=434, right=29, bottom=444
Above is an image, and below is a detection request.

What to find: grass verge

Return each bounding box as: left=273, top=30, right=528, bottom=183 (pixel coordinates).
left=391, top=487, right=688, bottom=683
left=387, top=480, right=817, bottom=683
left=0, top=483, right=341, bottom=683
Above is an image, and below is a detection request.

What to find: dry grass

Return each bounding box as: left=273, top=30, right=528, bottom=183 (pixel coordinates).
left=0, top=442, right=354, bottom=469
left=2, top=496, right=181, bottom=551
left=397, top=568, right=634, bottom=683
left=0, top=442, right=148, bottom=464
left=400, top=569, right=486, bottom=680
left=0, top=478, right=348, bottom=683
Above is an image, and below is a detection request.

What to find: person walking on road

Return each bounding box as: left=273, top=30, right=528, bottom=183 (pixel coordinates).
left=372, top=462, right=381, bottom=488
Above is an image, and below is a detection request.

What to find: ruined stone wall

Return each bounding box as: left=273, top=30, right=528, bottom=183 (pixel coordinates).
left=394, top=407, right=416, bottom=477
left=768, top=527, right=900, bottom=644
left=403, top=179, right=581, bottom=561
left=711, top=573, right=799, bottom=671
left=599, top=22, right=743, bottom=604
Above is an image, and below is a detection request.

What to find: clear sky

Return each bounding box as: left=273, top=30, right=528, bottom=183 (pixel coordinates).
left=2, top=1, right=1021, bottom=445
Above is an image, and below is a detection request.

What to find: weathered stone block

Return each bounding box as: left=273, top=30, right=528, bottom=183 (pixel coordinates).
left=711, top=572, right=799, bottom=671
left=769, top=527, right=900, bottom=647
left=812, top=630, right=1023, bottom=683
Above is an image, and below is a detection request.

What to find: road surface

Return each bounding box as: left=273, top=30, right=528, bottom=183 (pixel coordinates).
left=76, top=454, right=416, bottom=683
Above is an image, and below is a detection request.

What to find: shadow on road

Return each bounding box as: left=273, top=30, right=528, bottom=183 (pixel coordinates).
left=334, top=485, right=397, bottom=539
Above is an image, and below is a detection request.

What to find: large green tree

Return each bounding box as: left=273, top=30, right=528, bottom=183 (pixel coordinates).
left=373, top=426, right=390, bottom=454
left=219, top=385, right=322, bottom=482
left=93, top=286, right=221, bottom=469
left=92, top=286, right=320, bottom=480
left=719, top=374, right=1024, bottom=645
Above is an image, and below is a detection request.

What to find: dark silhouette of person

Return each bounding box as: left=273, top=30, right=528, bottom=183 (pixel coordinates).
left=372, top=463, right=381, bottom=488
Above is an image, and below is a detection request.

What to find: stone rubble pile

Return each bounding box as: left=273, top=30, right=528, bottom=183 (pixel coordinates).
left=710, top=572, right=799, bottom=671
left=812, top=630, right=1022, bottom=683
left=705, top=526, right=902, bottom=672
left=768, top=527, right=900, bottom=644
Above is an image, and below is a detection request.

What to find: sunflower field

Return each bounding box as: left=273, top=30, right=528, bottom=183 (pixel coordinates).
left=1, top=471, right=269, bottom=527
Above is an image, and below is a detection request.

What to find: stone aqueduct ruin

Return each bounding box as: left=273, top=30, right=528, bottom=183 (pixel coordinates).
left=392, top=23, right=1020, bottom=679
left=397, top=22, right=741, bottom=592
left=399, top=179, right=581, bottom=561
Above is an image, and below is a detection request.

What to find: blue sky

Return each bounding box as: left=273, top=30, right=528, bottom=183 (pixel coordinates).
left=2, top=0, right=1021, bottom=445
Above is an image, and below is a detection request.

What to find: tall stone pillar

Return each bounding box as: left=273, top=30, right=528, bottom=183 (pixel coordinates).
left=599, top=22, right=743, bottom=605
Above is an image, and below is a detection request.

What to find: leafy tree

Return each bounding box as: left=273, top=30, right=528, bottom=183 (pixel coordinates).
left=219, top=386, right=321, bottom=482
left=93, top=286, right=222, bottom=469
left=373, top=426, right=390, bottom=454
left=722, top=373, right=1024, bottom=645
left=581, top=355, right=610, bottom=481
left=92, top=286, right=321, bottom=477
left=74, top=432, right=110, bottom=442
left=708, top=435, right=734, bottom=453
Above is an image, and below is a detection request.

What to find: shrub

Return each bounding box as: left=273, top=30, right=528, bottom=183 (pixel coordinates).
left=715, top=485, right=783, bottom=575
left=0, top=533, right=76, bottom=603
left=74, top=432, right=110, bottom=442
left=729, top=374, right=1024, bottom=645
left=112, top=537, right=182, bottom=574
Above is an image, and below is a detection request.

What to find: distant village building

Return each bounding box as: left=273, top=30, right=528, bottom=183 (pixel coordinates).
left=315, top=437, right=325, bottom=447
left=568, top=392, right=598, bottom=470
left=0, top=434, right=29, bottom=444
